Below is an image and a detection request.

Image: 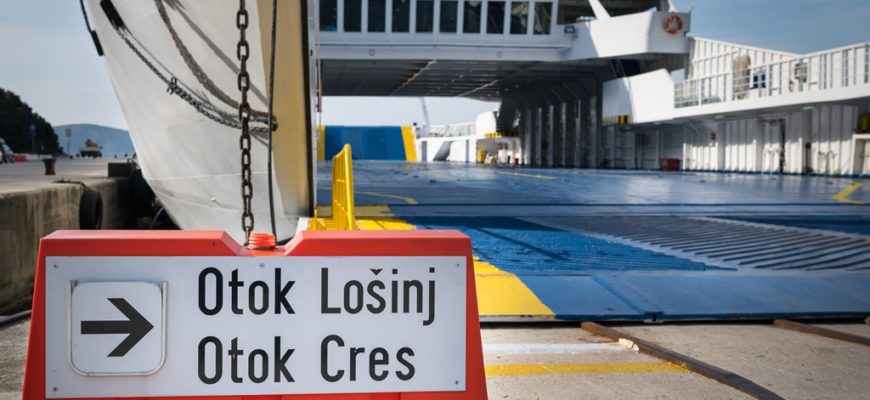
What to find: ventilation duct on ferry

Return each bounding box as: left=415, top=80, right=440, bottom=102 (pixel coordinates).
left=433, top=141, right=453, bottom=161
left=496, top=100, right=518, bottom=133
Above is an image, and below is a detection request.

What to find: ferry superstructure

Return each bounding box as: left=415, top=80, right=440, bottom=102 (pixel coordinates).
left=314, top=0, right=868, bottom=174
left=82, top=0, right=869, bottom=244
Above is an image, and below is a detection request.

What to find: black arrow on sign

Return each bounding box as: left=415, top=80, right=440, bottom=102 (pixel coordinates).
left=81, top=298, right=154, bottom=357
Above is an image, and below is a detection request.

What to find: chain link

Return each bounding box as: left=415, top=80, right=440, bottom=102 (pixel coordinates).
left=237, top=0, right=254, bottom=242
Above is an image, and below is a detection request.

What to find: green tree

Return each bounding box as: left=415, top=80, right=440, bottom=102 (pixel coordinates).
left=0, top=87, right=61, bottom=154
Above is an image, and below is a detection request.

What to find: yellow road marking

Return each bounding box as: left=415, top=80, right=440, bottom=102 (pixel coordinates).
left=474, top=261, right=554, bottom=317
left=485, top=362, right=688, bottom=377
left=308, top=205, right=552, bottom=317
left=494, top=171, right=556, bottom=180
left=356, top=191, right=418, bottom=205
left=356, top=217, right=416, bottom=230
left=833, top=182, right=864, bottom=204
left=310, top=205, right=415, bottom=230
left=356, top=205, right=417, bottom=230
left=353, top=204, right=398, bottom=218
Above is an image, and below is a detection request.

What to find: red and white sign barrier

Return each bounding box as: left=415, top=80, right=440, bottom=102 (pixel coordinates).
left=23, top=230, right=487, bottom=399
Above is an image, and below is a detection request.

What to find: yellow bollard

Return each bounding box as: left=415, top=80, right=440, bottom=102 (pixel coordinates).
left=331, top=144, right=356, bottom=230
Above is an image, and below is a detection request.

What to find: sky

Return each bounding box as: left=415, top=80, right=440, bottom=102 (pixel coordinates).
left=0, top=0, right=868, bottom=131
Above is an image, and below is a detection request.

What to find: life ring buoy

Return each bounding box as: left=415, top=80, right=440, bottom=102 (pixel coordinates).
left=663, top=14, right=683, bottom=35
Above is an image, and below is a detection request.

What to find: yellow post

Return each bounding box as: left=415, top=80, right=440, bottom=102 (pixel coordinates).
left=331, top=144, right=356, bottom=230
left=317, top=125, right=326, bottom=161
left=401, top=126, right=418, bottom=161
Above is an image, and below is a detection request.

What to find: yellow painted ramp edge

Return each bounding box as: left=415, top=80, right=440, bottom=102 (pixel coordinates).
left=308, top=205, right=553, bottom=318
left=473, top=260, right=554, bottom=317
left=401, top=126, right=418, bottom=162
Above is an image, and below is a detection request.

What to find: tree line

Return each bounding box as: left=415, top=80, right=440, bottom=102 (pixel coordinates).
left=0, top=87, right=61, bottom=154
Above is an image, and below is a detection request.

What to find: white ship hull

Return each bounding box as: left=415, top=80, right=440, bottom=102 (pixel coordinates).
left=86, top=0, right=316, bottom=242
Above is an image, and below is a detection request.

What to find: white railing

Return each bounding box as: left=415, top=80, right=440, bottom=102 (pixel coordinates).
left=675, top=42, right=870, bottom=108
left=423, top=122, right=476, bottom=137
left=318, top=31, right=569, bottom=47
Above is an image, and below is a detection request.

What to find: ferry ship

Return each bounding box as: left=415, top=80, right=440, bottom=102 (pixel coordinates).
left=82, top=0, right=870, bottom=243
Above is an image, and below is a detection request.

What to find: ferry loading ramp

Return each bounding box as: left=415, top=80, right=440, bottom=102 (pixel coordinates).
left=315, top=161, right=870, bottom=322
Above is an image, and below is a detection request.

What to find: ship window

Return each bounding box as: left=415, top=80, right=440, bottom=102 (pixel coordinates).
left=368, top=0, right=386, bottom=32
left=344, top=0, right=362, bottom=31
left=440, top=0, right=458, bottom=33
left=864, top=44, right=869, bottom=84
left=487, top=1, right=505, bottom=34
left=320, top=0, right=338, bottom=31
left=393, top=0, right=411, bottom=32
left=510, top=2, right=528, bottom=34
left=533, top=2, right=551, bottom=35
left=865, top=44, right=869, bottom=83
left=416, top=0, right=434, bottom=32
left=463, top=0, right=481, bottom=33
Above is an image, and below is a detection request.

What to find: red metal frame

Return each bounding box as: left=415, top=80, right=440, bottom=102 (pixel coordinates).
left=23, top=230, right=486, bottom=400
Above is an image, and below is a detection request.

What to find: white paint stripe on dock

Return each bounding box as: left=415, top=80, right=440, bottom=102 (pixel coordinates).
left=483, top=343, right=626, bottom=355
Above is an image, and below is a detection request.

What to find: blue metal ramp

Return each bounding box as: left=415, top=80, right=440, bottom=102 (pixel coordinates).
left=402, top=215, right=870, bottom=321
left=320, top=161, right=870, bottom=321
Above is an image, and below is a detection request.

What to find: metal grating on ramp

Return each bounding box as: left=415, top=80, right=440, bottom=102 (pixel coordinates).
left=402, top=216, right=722, bottom=273
left=534, top=216, right=870, bottom=272
left=719, top=215, right=870, bottom=236
left=404, top=215, right=870, bottom=321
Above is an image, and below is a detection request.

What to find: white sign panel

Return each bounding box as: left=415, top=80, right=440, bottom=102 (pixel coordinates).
left=45, top=256, right=466, bottom=398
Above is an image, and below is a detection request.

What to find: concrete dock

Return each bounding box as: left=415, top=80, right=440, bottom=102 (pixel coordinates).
left=0, top=159, right=131, bottom=314
left=2, top=317, right=869, bottom=399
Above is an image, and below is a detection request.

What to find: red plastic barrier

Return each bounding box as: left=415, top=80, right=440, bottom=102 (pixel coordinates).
left=22, top=230, right=487, bottom=399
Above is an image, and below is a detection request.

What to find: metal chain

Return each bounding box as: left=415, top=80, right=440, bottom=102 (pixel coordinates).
left=237, top=0, right=254, bottom=242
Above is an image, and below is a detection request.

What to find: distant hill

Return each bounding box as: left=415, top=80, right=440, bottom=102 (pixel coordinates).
left=54, top=124, right=135, bottom=157
left=0, top=88, right=60, bottom=154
